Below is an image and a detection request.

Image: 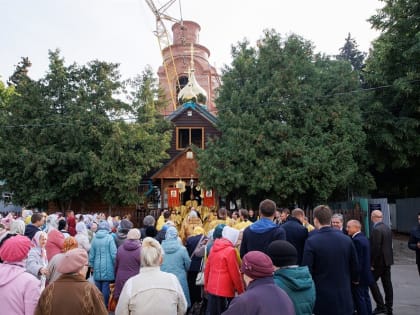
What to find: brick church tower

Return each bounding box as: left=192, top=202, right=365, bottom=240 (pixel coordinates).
left=157, top=20, right=220, bottom=116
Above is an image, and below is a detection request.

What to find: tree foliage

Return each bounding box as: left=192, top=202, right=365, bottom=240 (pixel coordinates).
left=197, top=31, right=372, bottom=207
left=337, top=33, right=366, bottom=71
left=0, top=51, right=171, bottom=208
left=363, top=0, right=420, bottom=197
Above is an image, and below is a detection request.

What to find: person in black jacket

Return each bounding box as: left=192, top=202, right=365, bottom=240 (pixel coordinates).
left=369, top=210, right=394, bottom=315
left=408, top=212, right=420, bottom=277
left=240, top=199, right=286, bottom=258
left=302, top=205, right=358, bottom=315
left=281, top=208, right=308, bottom=265
left=24, top=212, right=44, bottom=240
left=347, top=220, right=374, bottom=315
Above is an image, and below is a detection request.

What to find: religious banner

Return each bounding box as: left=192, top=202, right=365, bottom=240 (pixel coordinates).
left=202, top=189, right=215, bottom=207
left=168, top=187, right=180, bottom=208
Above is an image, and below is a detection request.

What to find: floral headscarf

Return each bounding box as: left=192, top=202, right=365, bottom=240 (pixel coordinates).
left=62, top=236, right=78, bottom=253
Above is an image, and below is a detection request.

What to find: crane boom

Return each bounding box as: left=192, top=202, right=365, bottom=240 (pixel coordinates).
left=145, top=0, right=182, bottom=110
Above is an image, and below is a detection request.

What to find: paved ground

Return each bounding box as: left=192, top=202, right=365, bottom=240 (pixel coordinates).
left=373, top=233, right=420, bottom=315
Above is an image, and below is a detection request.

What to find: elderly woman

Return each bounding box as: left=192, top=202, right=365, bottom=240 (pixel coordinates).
left=89, top=220, right=117, bottom=307
left=115, top=237, right=187, bottom=315
left=114, top=229, right=142, bottom=301
left=186, top=226, right=209, bottom=308
left=0, top=218, right=26, bottom=258
left=26, top=231, right=49, bottom=289
left=46, top=236, right=79, bottom=284
left=0, top=235, right=41, bottom=315
left=204, top=226, right=244, bottom=315
left=75, top=221, right=91, bottom=253
left=45, top=214, right=65, bottom=261
left=35, top=248, right=108, bottom=315
left=161, top=226, right=191, bottom=307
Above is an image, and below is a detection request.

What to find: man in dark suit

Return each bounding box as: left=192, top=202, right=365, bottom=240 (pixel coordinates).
left=347, top=219, right=373, bottom=315
left=281, top=208, right=308, bottom=265
left=369, top=210, right=394, bottom=315
left=332, top=213, right=348, bottom=235
left=302, top=205, right=359, bottom=315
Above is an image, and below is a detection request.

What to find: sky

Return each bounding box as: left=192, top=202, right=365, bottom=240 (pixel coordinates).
left=0, top=0, right=383, bottom=83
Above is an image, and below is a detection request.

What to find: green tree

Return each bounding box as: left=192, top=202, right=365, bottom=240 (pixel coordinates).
left=93, top=67, right=172, bottom=206
left=197, top=30, right=371, bottom=207
left=363, top=0, right=420, bottom=197
left=337, top=33, right=366, bottom=71
left=0, top=52, right=171, bottom=208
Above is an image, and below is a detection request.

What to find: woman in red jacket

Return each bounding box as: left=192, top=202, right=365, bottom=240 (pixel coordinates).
left=204, top=226, right=244, bottom=315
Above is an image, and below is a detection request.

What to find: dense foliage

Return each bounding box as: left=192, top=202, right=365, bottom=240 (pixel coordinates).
left=0, top=51, right=171, bottom=209
left=363, top=0, right=420, bottom=197
left=197, top=31, right=373, bottom=207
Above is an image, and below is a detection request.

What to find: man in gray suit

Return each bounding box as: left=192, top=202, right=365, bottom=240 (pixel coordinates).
left=370, top=210, right=394, bottom=315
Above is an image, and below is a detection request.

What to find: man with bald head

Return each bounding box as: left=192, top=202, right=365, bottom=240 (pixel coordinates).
left=347, top=220, right=373, bottom=315
left=369, top=210, right=394, bottom=315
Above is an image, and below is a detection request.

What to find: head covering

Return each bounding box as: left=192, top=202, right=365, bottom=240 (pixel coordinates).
left=267, top=240, right=298, bottom=267
left=143, top=215, right=155, bottom=227
left=165, top=226, right=178, bottom=240
left=127, top=228, right=140, bottom=240
left=76, top=221, right=88, bottom=235
left=241, top=251, right=275, bottom=279
left=192, top=226, right=205, bottom=236
left=213, top=224, right=226, bottom=239
left=222, top=226, right=239, bottom=246
left=62, top=236, right=79, bottom=252
left=98, top=220, right=110, bottom=231
left=10, top=219, right=25, bottom=235
left=119, top=219, right=133, bottom=231
left=0, top=214, right=13, bottom=230
left=0, top=235, right=32, bottom=262
left=57, top=248, right=88, bottom=274
left=32, top=230, right=47, bottom=247
left=45, top=214, right=59, bottom=232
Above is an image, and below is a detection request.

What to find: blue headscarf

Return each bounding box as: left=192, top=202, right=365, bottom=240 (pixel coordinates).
left=165, top=226, right=178, bottom=240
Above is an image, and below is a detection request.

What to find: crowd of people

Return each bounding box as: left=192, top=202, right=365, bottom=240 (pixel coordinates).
left=0, top=200, right=417, bottom=315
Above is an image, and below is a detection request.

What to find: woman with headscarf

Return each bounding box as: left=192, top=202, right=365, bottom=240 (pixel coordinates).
left=114, top=219, right=134, bottom=248
left=114, top=228, right=141, bottom=301
left=0, top=235, right=41, bottom=315
left=161, top=226, right=191, bottom=307
left=45, top=214, right=65, bottom=261
left=35, top=248, right=108, bottom=315
left=186, top=225, right=209, bottom=308
left=0, top=219, right=26, bottom=261
left=115, top=237, right=187, bottom=315
left=75, top=221, right=91, bottom=253
left=204, top=226, right=244, bottom=315
left=89, top=220, right=117, bottom=307
left=26, top=230, right=49, bottom=290
left=47, top=236, right=79, bottom=284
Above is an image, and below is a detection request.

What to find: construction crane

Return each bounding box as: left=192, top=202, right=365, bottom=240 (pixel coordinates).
left=144, top=0, right=183, bottom=111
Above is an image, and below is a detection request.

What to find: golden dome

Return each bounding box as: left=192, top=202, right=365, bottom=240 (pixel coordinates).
left=178, top=69, right=208, bottom=105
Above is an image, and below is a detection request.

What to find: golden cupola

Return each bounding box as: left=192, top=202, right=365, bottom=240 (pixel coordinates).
left=177, top=43, right=208, bottom=105
left=178, top=68, right=208, bottom=105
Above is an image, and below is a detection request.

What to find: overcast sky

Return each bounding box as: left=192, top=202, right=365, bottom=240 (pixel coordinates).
left=0, top=0, right=382, bottom=83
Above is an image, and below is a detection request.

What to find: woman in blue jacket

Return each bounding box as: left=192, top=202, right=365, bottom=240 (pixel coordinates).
left=161, top=226, right=191, bottom=307
left=89, top=220, right=117, bottom=307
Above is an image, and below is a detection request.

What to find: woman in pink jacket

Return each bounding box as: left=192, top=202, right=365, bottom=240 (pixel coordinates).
left=0, top=235, right=41, bottom=315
